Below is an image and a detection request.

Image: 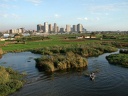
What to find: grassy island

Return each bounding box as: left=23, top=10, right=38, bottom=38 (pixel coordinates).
left=0, top=66, right=25, bottom=96
left=34, top=43, right=117, bottom=72
left=106, top=49, right=128, bottom=67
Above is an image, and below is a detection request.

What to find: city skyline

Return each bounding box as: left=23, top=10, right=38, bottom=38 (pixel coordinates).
left=37, top=22, right=85, bottom=33
left=0, top=0, right=128, bottom=31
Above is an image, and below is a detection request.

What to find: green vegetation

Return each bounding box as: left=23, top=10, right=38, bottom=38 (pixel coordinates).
left=0, top=66, right=25, bottom=96
left=35, top=51, right=88, bottom=72
left=1, top=33, right=128, bottom=53
left=120, top=49, right=128, bottom=54
left=0, top=48, right=3, bottom=55
left=32, top=43, right=117, bottom=57
left=106, top=54, right=128, bottom=67
left=0, top=33, right=127, bottom=95
left=35, top=43, right=117, bottom=72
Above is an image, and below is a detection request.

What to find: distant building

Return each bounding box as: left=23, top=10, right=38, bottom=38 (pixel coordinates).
left=54, top=23, right=57, bottom=32
left=66, top=25, right=71, bottom=32
left=49, top=24, right=53, bottom=32
left=9, top=29, right=18, bottom=34
left=44, top=22, right=48, bottom=33
left=37, top=24, right=43, bottom=32
left=73, top=25, right=77, bottom=32
left=19, top=28, right=25, bottom=33
left=3, top=34, right=9, bottom=38
left=60, top=28, right=65, bottom=32
left=77, top=24, right=83, bottom=32
left=57, top=26, right=59, bottom=32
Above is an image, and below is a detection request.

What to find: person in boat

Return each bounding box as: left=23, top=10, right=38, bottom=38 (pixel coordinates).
left=90, top=72, right=95, bottom=80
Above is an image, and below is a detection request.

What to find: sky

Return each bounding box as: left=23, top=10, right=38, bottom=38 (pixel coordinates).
left=0, top=0, right=128, bottom=31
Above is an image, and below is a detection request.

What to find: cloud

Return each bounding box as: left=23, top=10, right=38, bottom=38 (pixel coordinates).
left=84, top=17, right=88, bottom=21
left=90, top=5, right=115, bottom=12
left=0, top=13, right=20, bottom=19
left=0, top=3, right=18, bottom=9
left=54, top=14, right=60, bottom=18
left=77, top=17, right=88, bottom=21
left=0, top=4, right=9, bottom=9
left=77, top=18, right=83, bottom=20
left=96, top=17, right=100, bottom=21
left=0, top=13, right=8, bottom=18
left=11, top=13, right=20, bottom=19
left=27, top=0, right=43, bottom=6
left=1, top=0, right=17, bottom=2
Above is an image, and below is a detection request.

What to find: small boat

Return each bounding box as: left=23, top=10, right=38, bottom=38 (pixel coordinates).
left=90, top=73, right=96, bottom=80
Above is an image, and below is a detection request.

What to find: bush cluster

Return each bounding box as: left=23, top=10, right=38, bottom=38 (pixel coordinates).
left=106, top=54, right=128, bottom=67
left=120, top=49, right=128, bottom=54
left=32, top=43, right=117, bottom=57
left=0, top=66, right=24, bottom=96
left=35, top=51, right=88, bottom=72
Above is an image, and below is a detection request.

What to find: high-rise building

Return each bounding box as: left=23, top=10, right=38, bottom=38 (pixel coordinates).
left=60, top=28, right=65, bottom=32
left=77, top=24, right=83, bottom=32
left=73, top=25, right=77, bottom=32
left=37, top=24, right=43, bottom=32
left=20, top=28, right=25, bottom=33
left=54, top=23, right=57, bottom=32
left=57, top=26, right=59, bottom=32
left=66, top=25, right=71, bottom=32
left=44, top=22, right=48, bottom=33
left=49, top=24, right=53, bottom=32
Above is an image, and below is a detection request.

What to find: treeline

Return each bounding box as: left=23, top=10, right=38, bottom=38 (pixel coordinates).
left=19, top=36, right=50, bottom=41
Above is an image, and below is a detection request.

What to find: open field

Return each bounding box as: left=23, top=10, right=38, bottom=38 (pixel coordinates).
left=1, top=33, right=128, bottom=53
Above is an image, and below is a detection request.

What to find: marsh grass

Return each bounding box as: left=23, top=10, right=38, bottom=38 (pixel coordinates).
left=106, top=54, right=128, bottom=67
left=0, top=66, right=24, bottom=96
left=35, top=51, right=88, bottom=72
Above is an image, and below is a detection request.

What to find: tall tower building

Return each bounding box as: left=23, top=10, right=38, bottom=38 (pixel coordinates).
left=37, top=24, right=43, bottom=32
left=66, top=25, right=71, bottom=32
left=73, top=25, right=77, bottom=32
left=44, top=22, right=48, bottom=33
left=57, top=26, right=59, bottom=32
left=60, top=28, right=65, bottom=32
left=54, top=23, right=57, bottom=32
left=49, top=24, right=53, bottom=32
left=77, top=24, right=83, bottom=32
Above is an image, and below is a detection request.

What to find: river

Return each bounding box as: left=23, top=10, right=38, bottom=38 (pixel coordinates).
left=0, top=51, right=128, bottom=96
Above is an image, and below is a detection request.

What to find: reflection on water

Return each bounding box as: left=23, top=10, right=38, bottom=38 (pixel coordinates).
left=0, top=51, right=128, bottom=96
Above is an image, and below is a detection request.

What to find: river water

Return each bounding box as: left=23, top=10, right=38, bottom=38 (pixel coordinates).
left=0, top=51, right=128, bottom=96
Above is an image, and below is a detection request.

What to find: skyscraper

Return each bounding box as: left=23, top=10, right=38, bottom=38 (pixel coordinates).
left=49, top=24, right=53, bottom=32
left=37, top=24, right=43, bottom=32
left=77, top=24, right=83, bottom=32
left=73, top=25, right=77, bottom=32
left=60, top=28, right=65, bottom=32
left=54, top=23, right=57, bottom=32
left=44, top=22, right=48, bottom=33
left=66, top=25, right=71, bottom=32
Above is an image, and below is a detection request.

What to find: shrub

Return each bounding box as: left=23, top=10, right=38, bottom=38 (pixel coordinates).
left=0, top=66, right=24, bottom=96
left=106, top=54, right=128, bottom=67
left=35, top=51, right=88, bottom=72
left=0, top=48, right=3, bottom=54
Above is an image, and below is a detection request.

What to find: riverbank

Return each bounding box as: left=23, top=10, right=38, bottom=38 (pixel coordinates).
left=0, top=66, right=25, bottom=96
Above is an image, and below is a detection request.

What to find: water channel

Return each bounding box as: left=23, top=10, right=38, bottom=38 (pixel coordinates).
left=0, top=51, right=128, bottom=96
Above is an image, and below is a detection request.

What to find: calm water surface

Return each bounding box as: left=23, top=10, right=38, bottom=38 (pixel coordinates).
left=0, top=51, right=128, bottom=96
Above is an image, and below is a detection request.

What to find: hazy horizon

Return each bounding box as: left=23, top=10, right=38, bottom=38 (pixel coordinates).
left=0, top=0, right=128, bottom=31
